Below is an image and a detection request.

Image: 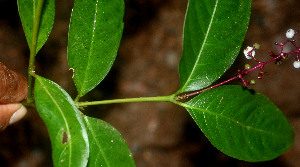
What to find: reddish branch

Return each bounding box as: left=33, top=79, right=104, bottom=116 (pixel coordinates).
left=175, top=29, right=300, bottom=100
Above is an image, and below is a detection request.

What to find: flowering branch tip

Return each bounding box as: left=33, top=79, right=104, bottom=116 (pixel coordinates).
left=175, top=29, right=300, bottom=101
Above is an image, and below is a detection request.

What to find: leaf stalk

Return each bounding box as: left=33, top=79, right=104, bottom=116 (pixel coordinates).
left=27, top=0, right=44, bottom=104
left=76, top=95, right=175, bottom=107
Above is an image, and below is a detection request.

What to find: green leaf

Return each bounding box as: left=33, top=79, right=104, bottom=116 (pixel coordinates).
left=68, top=0, right=124, bottom=97
left=183, top=85, right=294, bottom=162
left=17, top=0, right=55, bottom=53
left=179, top=0, right=252, bottom=92
left=34, top=75, right=89, bottom=167
left=83, top=116, right=136, bottom=167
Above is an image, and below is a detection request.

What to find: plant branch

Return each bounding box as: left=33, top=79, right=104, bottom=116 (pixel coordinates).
left=27, top=0, right=44, bottom=104
left=76, top=95, right=175, bottom=107
left=175, top=30, right=300, bottom=100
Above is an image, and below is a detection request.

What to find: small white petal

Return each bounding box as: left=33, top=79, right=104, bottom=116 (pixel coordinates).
left=286, top=29, right=295, bottom=38
left=293, top=61, right=300, bottom=68
left=243, top=46, right=255, bottom=59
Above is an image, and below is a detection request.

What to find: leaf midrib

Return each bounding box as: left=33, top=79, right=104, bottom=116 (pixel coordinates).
left=83, top=117, right=111, bottom=167
left=80, top=0, right=99, bottom=96
left=182, top=103, right=289, bottom=140
left=180, top=0, right=219, bottom=92
left=36, top=77, right=72, bottom=166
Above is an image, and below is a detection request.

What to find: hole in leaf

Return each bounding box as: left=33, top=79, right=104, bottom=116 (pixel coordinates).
left=62, top=131, right=69, bottom=145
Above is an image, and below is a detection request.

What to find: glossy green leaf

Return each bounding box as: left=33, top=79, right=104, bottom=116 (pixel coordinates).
left=17, top=0, right=55, bottom=53
left=34, top=75, right=89, bottom=167
left=83, top=116, right=136, bottom=167
left=183, top=85, right=294, bottom=162
left=179, top=0, right=252, bottom=92
left=68, top=0, right=124, bottom=97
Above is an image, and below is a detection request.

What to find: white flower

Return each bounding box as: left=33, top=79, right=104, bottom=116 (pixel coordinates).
left=243, top=46, right=255, bottom=59
left=286, top=29, right=295, bottom=38
left=293, top=60, right=300, bottom=68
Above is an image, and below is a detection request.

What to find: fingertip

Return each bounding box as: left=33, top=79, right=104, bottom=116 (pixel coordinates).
left=9, top=105, right=27, bottom=125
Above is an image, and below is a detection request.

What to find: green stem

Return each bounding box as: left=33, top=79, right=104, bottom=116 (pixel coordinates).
left=27, top=0, right=44, bottom=104
left=77, top=95, right=175, bottom=107
left=74, top=95, right=81, bottom=103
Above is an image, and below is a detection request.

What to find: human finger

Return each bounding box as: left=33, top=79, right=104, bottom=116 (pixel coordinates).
left=0, top=103, right=27, bottom=131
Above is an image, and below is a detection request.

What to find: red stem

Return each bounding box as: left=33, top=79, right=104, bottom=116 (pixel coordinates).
left=175, top=48, right=293, bottom=100
left=175, top=31, right=300, bottom=101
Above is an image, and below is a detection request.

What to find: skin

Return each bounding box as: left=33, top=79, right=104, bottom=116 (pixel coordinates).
left=0, top=62, right=28, bottom=103
left=0, top=62, right=28, bottom=131
left=0, top=103, right=27, bottom=131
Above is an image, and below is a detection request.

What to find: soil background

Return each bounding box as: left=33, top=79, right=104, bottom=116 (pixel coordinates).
left=1, top=0, right=300, bottom=166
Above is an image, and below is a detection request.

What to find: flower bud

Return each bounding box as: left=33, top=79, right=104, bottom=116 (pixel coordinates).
left=245, top=64, right=251, bottom=70
left=250, top=80, right=256, bottom=85
left=293, top=60, right=300, bottom=68
left=243, top=46, right=255, bottom=59
left=286, top=29, right=295, bottom=38
left=276, top=60, right=283, bottom=65
left=253, top=43, right=260, bottom=49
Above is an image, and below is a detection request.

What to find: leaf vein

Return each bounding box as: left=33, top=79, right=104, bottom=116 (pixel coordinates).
left=37, top=77, right=72, bottom=166
left=184, top=103, right=288, bottom=140
left=181, top=0, right=219, bottom=91
left=80, top=1, right=98, bottom=96
left=84, top=116, right=111, bottom=166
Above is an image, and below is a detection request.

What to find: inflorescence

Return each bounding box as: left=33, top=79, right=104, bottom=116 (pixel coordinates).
left=175, top=29, right=300, bottom=101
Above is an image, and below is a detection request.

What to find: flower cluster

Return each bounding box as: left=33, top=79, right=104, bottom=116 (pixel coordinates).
left=238, top=29, right=300, bottom=86
left=244, top=29, right=300, bottom=69
left=232, top=29, right=300, bottom=84
left=175, top=29, right=300, bottom=100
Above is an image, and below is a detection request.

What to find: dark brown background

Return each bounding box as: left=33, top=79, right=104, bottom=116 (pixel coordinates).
left=0, top=0, right=300, bottom=166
